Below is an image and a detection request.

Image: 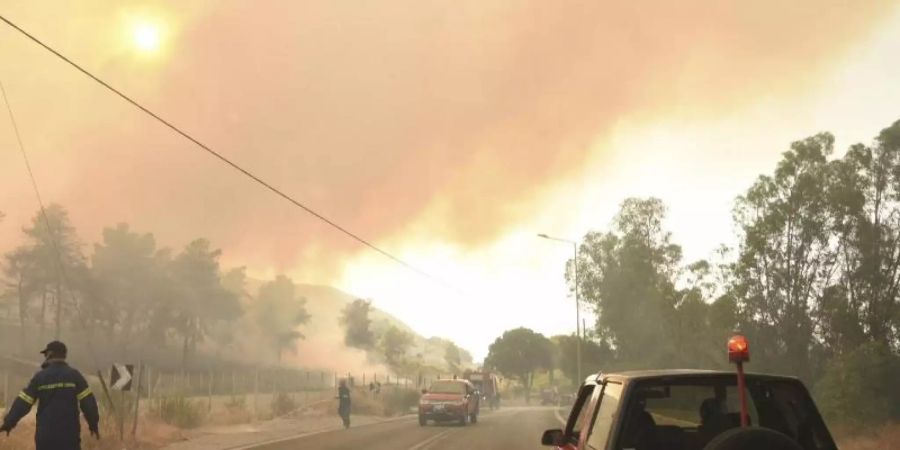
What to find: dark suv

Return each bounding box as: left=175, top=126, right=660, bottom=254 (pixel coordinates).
left=543, top=337, right=837, bottom=450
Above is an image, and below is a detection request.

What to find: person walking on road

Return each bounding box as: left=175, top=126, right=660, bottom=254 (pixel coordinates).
left=0, top=341, right=100, bottom=450
left=337, top=379, right=351, bottom=429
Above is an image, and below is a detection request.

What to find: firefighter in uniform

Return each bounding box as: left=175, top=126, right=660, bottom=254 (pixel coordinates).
left=0, top=341, right=100, bottom=450
left=337, top=379, right=351, bottom=428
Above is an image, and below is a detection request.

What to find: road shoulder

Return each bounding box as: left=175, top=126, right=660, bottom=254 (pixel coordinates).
left=162, top=413, right=412, bottom=450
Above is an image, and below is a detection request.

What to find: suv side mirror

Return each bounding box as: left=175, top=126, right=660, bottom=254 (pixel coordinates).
left=541, top=428, right=564, bottom=446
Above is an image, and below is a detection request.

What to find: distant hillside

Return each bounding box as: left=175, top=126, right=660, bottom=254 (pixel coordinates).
left=243, top=280, right=459, bottom=373
left=294, top=283, right=418, bottom=339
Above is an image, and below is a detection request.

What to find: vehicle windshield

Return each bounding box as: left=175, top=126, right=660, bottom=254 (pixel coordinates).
left=617, top=377, right=836, bottom=450
left=1, top=2, right=893, bottom=449
left=429, top=381, right=467, bottom=395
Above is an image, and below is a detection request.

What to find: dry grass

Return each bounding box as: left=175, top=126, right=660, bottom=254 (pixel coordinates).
left=0, top=415, right=184, bottom=450
left=205, top=399, right=254, bottom=426
left=834, top=422, right=900, bottom=450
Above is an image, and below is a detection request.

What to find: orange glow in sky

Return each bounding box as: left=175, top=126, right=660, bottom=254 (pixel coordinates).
left=1, top=1, right=899, bottom=360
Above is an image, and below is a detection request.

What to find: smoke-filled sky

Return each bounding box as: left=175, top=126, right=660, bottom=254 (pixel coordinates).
left=2, top=1, right=900, bottom=360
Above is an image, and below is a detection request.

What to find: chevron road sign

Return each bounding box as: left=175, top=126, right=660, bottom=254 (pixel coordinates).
left=110, top=364, right=134, bottom=391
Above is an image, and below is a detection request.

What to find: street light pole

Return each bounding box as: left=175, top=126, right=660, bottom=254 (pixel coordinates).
left=538, top=234, right=582, bottom=384
left=573, top=241, right=581, bottom=384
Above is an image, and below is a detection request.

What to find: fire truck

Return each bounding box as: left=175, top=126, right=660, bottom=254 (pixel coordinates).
left=463, top=370, right=501, bottom=410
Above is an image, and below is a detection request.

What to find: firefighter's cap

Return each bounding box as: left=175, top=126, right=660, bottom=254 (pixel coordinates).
left=40, top=340, right=67, bottom=357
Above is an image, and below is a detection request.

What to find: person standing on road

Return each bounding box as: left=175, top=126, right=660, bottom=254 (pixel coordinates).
left=0, top=341, right=100, bottom=450
left=337, top=379, right=351, bottom=429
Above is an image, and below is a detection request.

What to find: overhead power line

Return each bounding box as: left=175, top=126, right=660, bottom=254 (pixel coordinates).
left=2, top=78, right=102, bottom=371
left=0, top=14, right=461, bottom=293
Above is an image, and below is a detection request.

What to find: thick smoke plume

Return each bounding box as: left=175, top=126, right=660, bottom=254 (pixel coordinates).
left=0, top=1, right=895, bottom=277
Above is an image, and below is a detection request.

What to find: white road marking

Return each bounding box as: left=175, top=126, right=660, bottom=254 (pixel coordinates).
left=228, top=415, right=414, bottom=449
left=407, top=429, right=455, bottom=450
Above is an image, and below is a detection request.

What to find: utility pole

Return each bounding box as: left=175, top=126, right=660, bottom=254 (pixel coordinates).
left=538, top=233, right=582, bottom=383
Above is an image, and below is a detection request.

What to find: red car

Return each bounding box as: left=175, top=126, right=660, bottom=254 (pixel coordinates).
left=418, top=379, right=480, bottom=426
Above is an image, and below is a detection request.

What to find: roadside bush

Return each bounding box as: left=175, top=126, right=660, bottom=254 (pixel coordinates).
left=271, top=392, right=298, bottom=416
left=349, top=389, right=385, bottom=416
left=208, top=395, right=252, bottom=425
left=151, top=395, right=204, bottom=429
left=815, top=343, right=900, bottom=429
left=382, top=389, right=419, bottom=416
left=225, top=396, right=246, bottom=409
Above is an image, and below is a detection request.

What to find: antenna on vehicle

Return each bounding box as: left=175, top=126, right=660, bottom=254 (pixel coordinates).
left=727, top=335, right=751, bottom=427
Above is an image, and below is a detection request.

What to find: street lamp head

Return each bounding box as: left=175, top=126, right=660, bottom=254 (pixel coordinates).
left=537, top=233, right=549, bottom=239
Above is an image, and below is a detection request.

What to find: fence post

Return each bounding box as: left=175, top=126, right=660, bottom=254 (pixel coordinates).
left=207, top=371, right=213, bottom=412
left=254, top=371, right=259, bottom=419
left=3, top=371, right=9, bottom=408
left=145, top=366, right=152, bottom=400
left=132, top=362, right=143, bottom=439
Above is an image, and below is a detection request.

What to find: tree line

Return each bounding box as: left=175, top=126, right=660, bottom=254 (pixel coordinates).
left=0, top=209, right=311, bottom=369
left=0, top=207, right=472, bottom=376
left=485, top=119, right=900, bottom=426
left=339, top=298, right=474, bottom=376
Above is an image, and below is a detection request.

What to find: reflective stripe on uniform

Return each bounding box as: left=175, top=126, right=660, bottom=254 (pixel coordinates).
left=36, top=382, right=76, bottom=391
left=77, top=388, right=92, bottom=401
left=18, top=391, right=35, bottom=405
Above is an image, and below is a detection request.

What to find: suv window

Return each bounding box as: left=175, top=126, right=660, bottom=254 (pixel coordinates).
left=586, top=382, right=623, bottom=450
left=566, top=385, right=597, bottom=443
left=644, top=385, right=760, bottom=428
left=614, top=376, right=836, bottom=450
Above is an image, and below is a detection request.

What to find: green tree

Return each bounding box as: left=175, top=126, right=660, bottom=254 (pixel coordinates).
left=255, top=275, right=311, bottom=362
left=221, top=267, right=250, bottom=301
left=484, top=328, right=553, bottom=401
left=4, top=205, right=86, bottom=342
left=379, top=325, right=413, bottom=369
left=170, top=239, right=242, bottom=369
left=340, top=299, right=375, bottom=349
left=209, top=267, right=252, bottom=353
left=444, top=342, right=462, bottom=373
left=826, top=119, right=900, bottom=350
left=732, top=133, right=838, bottom=380
left=90, top=223, right=168, bottom=351
left=570, top=198, right=683, bottom=368
left=551, top=334, right=612, bottom=386
left=459, top=346, right=474, bottom=367
left=3, top=247, right=39, bottom=350
left=815, top=342, right=900, bottom=426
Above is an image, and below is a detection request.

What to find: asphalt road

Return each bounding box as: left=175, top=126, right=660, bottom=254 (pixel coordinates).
left=244, top=406, right=563, bottom=450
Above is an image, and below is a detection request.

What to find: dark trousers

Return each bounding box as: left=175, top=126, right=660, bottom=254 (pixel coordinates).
left=338, top=406, right=350, bottom=428
left=37, top=437, right=80, bottom=450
